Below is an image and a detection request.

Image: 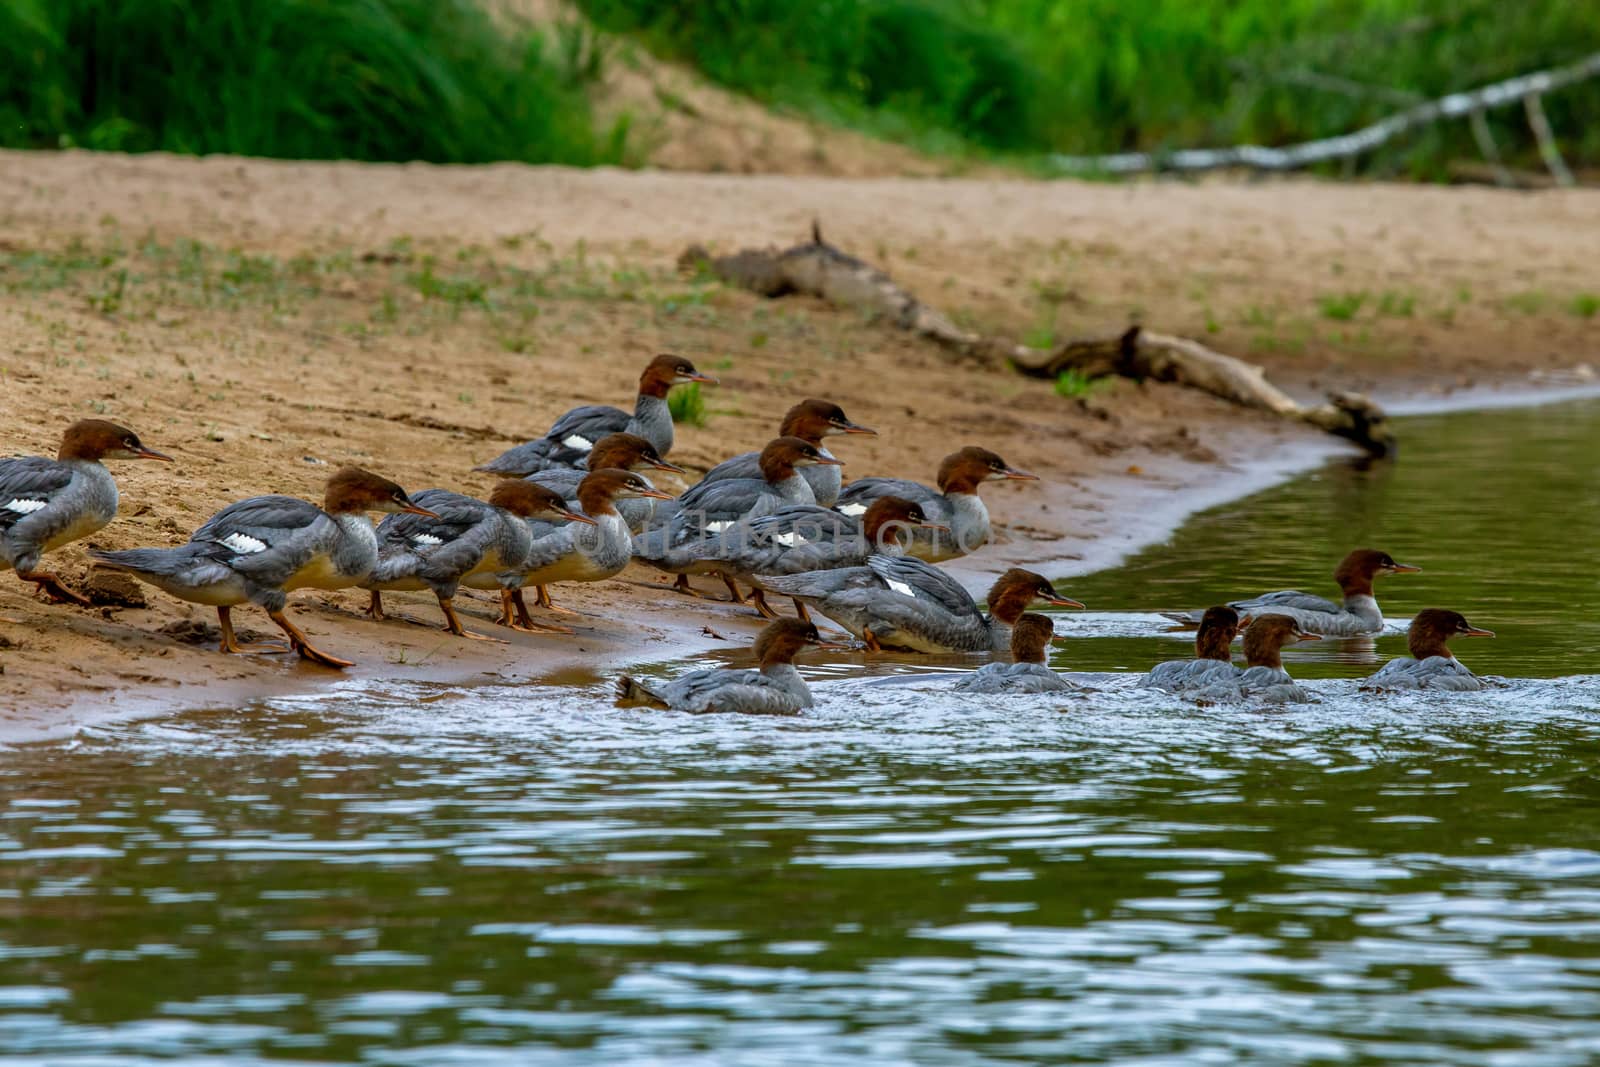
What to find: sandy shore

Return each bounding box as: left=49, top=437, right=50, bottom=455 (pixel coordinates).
left=1, top=151, right=1595, bottom=742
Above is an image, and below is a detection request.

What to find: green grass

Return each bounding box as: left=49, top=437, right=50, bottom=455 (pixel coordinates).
left=0, top=0, right=629, bottom=165
left=1569, top=293, right=1600, bottom=319
left=1054, top=368, right=1104, bottom=399
left=668, top=382, right=709, bottom=427
left=1319, top=292, right=1367, bottom=322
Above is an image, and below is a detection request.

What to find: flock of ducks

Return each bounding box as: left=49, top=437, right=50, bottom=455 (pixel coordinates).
left=1, top=355, right=1496, bottom=713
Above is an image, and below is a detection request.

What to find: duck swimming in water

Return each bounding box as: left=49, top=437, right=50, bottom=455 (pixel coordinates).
left=1362, top=608, right=1494, bottom=692
left=614, top=618, right=847, bottom=715
left=761, top=563, right=1082, bottom=654
left=835, top=446, right=1037, bottom=563
left=954, top=612, right=1074, bottom=694
left=1143, top=605, right=1251, bottom=693
left=1162, top=549, right=1420, bottom=636
left=91, top=467, right=433, bottom=668
left=0, top=419, right=171, bottom=606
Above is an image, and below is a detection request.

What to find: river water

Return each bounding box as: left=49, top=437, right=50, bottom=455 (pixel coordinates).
left=2, top=400, right=1598, bottom=1065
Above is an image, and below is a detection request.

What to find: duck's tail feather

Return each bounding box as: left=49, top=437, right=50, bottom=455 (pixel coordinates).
left=614, top=675, right=670, bottom=708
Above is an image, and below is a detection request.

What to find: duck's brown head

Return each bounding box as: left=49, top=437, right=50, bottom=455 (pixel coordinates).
left=758, top=436, right=844, bottom=484
left=57, top=419, right=171, bottom=463
left=1334, top=549, right=1420, bottom=597
left=936, top=447, right=1037, bottom=495
left=576, top=468, right=675, bottom=516
left=780, top=399, right=876, bottom=444
left=1196, top=605, right=1248, bottom=662
left=1242, top=614, right=1320, bottom=670
left=488, top=480, right=596, bottom=525
left=1010, top=612, right=1056, bottom=665
left=586, top=432, right=687, bottom=475
left=1407, top=608, right=1494, bottom=660
left=639, top=353, right=717, bottom=398
left=324, top=467, right=435, bottom=517
left=754, top=617, right=849, bottom=668
left=986, top=568, right=1084, bottom=625
left=861, top=495, right=945, bottom=548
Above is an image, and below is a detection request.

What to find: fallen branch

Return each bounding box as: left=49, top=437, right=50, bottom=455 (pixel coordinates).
left=681, top=227, right=1395, bottom=457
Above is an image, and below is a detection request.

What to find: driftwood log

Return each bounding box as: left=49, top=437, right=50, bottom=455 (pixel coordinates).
left=680, top=226, right=1395, bottom=457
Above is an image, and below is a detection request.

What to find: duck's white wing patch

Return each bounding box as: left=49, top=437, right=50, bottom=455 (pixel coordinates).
left=412, top=533, right=445, bottom=546
left=772, top=531, right=809, bottom=547
left=886, top=579, right=916, bottom=598
left=221, top=532, right=269, bottom=555
left=4, top=498, right=48, bottom=514
left=561, top=434, right=594, bottom=451
left=704, top=521, right=733, bottom=533
left=837, top=502, right=867, bottom=517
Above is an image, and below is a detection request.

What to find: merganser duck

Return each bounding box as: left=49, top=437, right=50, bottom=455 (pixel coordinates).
left=834, top=446, right=1037, bottom=563
left=475, top=354, right=716, bottom=475
left=1161, top=549, right=1421, bottom=636
left=670, top=497, right=942, bottom=619
left=523, top=432, right=684, bottom=534
left=463, top=468, right=672, bottom=627
left=761, top=563, right=1082, bottom=653
left=954, top=613, right=1074, bottom=694
left=614, top=618, right=847, bottom=715
left=1233, top=615, right=1322, bottom=703
left=1143, top=605, right=1252, bottom=692
left=90, top=467, right=434, bottom=668
left=363, top=481, right=592, bottom=639
left=1362, top=608, right=1495, bottom=692
left=1, top=419, right=171, bottom=605
left=696, top=399, right=875, bottom=507
left=633, top=437, right=842, bottom=599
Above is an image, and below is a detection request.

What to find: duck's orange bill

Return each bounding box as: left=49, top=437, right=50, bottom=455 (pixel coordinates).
left=1046, top=596, right=1086, bottom=609
left=1002, top=467, right=1039, bottom=481
left=402, top=504, right=440, bottom=518
left=1463, top=626, right=1495, bottom=637
left=1389, top=563, right=1422, bottom=573
left=639, top=488, right=677, bottom=501
left=559, top=507, right=600, bottom=526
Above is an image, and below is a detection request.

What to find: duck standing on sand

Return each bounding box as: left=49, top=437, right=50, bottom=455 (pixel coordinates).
left=363, top=481, right=593, bottom=639
left=1362, top=608, right=1495, bottom=692
left=523, top=432, right=685, bottom=533
left=475, top=354, right=716, bottom=475
left=90, top=467, right=434, bottom=668
left=1143, top=605, right=1251, bottom=692
left=835, top=446, right=1037, bottom=563
left=615, top=618, right=847, bottom=715
left=954, top=612, right=1075, bottom=694
left=1, top=419, right=171, bottom=606
left=1162, top=549, right=1420, bottom=636
left=762, top=563, right=1083, bottom=654
left=696, top=399, right=875, bottom=507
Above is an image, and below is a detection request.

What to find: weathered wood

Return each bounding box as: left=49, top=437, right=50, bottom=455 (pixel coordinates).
left=682, top=228, right=1396, bottom=457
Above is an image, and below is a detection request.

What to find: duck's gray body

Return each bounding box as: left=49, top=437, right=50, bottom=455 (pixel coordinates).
left=671, top=505, right=893, bottom=582
left=634, top=474, right=816, bottom=576
left=478, top=396, right=673, bottom=476
left=464, top=511, right=633, bottom=591
left=0, top=457, right=119, bottom=575
left=525, top=468, right=660, bottom=532
left=955, top=662, right=1073, bottom=694
left=760, top=555, right=1006, bottom=653
left=836, top=480, right=985, bottom=562
left=618, top=663, right=812, bottom=715
left=1148, top=661, right=1309, bottom=704
left=698, top=447, right=843, bottom=507
left=1363, top=656, right=1484, bottom=692
left=91, top=495, right=375, bottom=611
left=1143, top=658, right=1242, bottom=693
left=1166, top=591, right=1383, bottom=636
left=366, top=489, right=530, bottom=598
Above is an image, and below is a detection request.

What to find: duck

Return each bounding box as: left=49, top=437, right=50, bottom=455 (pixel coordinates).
left=363, top=480, right=593, bottom=639
left=1161, top=549, right=1420, bottom=636
left=761, top=562, right=1083, bottom=653
left=954, top=612, right=1074, bottom=694
left=1362, top=608, right=1495, bottom=692
left=1143, top=605, right=1252, bottom=692
left=90, top=467, right=434, bottom=668
left=614, top=618, right=847, bottom=714
left=462, top=467, right=672, bottom=628
left=1, top=419, right=171, bottom=606
left=669, top=497, right=942, bottom=620
left=474, top=354, right=716, bottom=475
left=695, top=399, right=875, bottom=507
left=523, top=431, right=685, bottom=533
left=834, top=446, right=1037, bottom=563
left=633, top=437, right=843, bottom=599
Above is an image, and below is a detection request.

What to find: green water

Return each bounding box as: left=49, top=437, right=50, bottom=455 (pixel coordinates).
left=1, top=399, right=1598, bottom=1065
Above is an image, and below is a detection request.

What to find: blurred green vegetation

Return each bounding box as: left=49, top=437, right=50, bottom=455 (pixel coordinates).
left=574, top=0, right=1600, bottom=175
left=0, top=0, right=630, bottom=164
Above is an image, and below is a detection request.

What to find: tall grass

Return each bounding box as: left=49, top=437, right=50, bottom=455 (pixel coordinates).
left=574, top=0, right=1600, bottom=175
left=0, top=0, right=629, bottom=165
